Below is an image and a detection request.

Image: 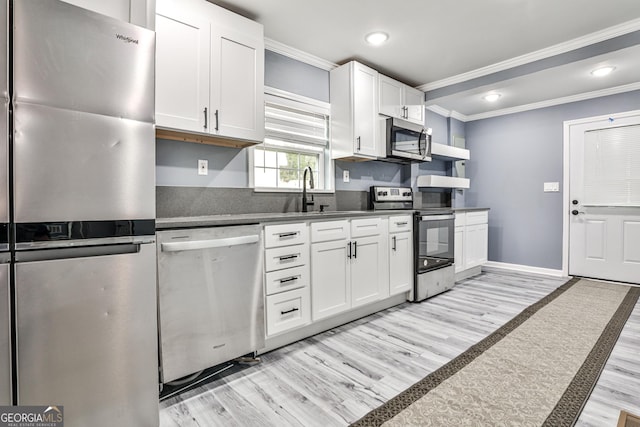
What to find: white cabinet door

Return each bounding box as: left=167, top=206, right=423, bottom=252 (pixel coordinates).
left=351, top=235, right=387, bottom=307
left=465, top=223, right=488, bottom=269
left=454, top=226, right=465, bottom=273
left=210, top=25, right=264, bottom=142
left=379, top=74, right=403, bottom=119
left=404, top=86, right=425, bottom=125
left=311, top=239, right=350, bottom=321
left=155, top=7, right=210, bottom=132
left=389, top=231, right=413, bottom=295
left=353, top=62, right=378, bottom=157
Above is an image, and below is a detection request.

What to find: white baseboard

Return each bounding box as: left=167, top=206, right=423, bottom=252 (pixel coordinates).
left=482, top=261, right=565, bottom=277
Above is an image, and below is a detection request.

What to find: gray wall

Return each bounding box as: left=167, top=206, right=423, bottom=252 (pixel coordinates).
left=265, top=50, right=330, bottom=102
left=465, top=90, right=640, bottom=270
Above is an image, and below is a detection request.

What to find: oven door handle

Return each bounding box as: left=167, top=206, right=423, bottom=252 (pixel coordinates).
left=419, top=214, right=455, bottom=221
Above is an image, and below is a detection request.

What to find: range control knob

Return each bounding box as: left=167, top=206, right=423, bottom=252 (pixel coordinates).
left=403, top=192, right=412, bottom=197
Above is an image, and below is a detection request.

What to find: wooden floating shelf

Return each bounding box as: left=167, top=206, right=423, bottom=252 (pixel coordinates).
left=156, top=128, right=259, bottom=149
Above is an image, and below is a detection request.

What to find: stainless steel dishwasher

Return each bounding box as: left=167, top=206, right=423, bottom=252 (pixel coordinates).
left=157, top=224, right=264, bottom=383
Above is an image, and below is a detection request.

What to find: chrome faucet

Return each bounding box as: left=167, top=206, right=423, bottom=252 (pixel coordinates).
left=302, top=166, right=314, bottom=212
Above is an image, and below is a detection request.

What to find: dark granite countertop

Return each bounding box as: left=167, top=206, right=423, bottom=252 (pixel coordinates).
left=156, top=210, right=411, bottom=229
left=156, top=207, right=489, bottom=230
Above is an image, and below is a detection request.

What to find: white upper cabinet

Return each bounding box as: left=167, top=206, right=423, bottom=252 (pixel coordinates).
left=378, top=74, right=424, bottom=126
left=60, top=0, right=153, bottom=28
left=330, top=61, right=379, bottom=160
left=155, top=6, right=209, bottom=132
left=210, top=25, right=264, bottom=142
left=155, top=0, right=264, bottom=145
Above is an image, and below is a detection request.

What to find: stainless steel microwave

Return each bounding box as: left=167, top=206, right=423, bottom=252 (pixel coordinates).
left=383, top=117, right=432, bottom=162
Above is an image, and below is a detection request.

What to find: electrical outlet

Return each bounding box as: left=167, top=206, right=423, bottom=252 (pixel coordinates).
left=198, top=159, right=208, bottom=176
left=343, top=170, right=350, bottom=183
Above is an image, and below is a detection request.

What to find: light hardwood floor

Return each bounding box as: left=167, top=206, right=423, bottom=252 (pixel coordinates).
left=159, top=271, right=640, bottom=426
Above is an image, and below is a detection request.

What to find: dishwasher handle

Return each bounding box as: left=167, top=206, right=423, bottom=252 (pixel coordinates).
left=161, top=235, right=259, bottom=252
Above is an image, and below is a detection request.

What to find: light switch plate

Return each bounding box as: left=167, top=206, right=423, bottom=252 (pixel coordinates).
left=198, top=159, right=208, bottom=176
left=343, top=170, right=350, bottom=183
left=544, top=182, right=559, bottom=192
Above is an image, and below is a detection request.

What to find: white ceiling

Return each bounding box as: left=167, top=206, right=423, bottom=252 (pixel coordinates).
left=209, top=0, right=640, bottom=119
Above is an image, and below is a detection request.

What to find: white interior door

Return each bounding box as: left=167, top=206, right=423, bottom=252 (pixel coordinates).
left=568, top=112, right=640, bottom=284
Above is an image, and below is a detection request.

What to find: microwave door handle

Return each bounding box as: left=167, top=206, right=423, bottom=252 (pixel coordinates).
left=418, top=129, right=425, bottom=157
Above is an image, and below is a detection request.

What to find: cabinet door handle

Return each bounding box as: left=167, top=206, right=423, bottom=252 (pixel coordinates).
left=347, top=241, right=352, bottom=259
left=403, top=106, right=408, bottom=118
left=279, top=275, right=300, bottom=284
left=278, top=254, right=298, bottom=261
left=353, top=241, right=357, bottom=259
left=392, top=235, right=397, bottom=251
left=203, top=107, right=208, bottom=129
left=396, top=221, right=408, bottom=226
left=280, top=307, right=299, bottom=315
left=356, top=136, right=361, bottom=151
left=214, top=109, right=219, bottom=131
left=277, top=232, right=298, bottom=238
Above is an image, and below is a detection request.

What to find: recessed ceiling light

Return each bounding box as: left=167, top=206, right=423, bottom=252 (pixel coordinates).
left=365, top=32, right=388, bottom=46
left=591, top=66, right=615, bottom=77
left=483, top=93, right=501, bottom=102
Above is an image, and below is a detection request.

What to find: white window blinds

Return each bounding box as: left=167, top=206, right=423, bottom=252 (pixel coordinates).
left=264, top=101, right=328, bottom=147
left=584, top=124, right=640, bottom=206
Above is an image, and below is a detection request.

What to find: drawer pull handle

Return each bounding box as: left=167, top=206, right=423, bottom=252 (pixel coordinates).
left=279, top=275, right=300, bottom=284
left=278, top=254, right=298, bottom=261
left=277, top=232, right=298, bottom=238
left=281, top=307, right=299, bottom=315
left=395, top=221, right=408, bottom=226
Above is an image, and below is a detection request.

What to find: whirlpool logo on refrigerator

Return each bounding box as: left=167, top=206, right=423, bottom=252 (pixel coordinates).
left=0, top=405, right=64, bottom=427
left=115, top=33, right=139, bottom=44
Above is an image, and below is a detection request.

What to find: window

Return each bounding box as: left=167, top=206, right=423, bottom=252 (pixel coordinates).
left=252, top=89, right=333, bottom=191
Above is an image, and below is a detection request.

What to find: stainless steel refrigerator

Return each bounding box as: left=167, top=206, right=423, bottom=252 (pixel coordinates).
left=0, top=0, right=9, bottom=407
left=7, top=1, right=159, bottom=426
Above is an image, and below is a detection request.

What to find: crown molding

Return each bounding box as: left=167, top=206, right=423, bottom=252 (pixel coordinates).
left=265, top=38, right=338, bottom=71
left=425, top=104, right=450, bottom=117
left=459, top=82, right=640, bottom=122
left=417, top=18, right=640, bottom=92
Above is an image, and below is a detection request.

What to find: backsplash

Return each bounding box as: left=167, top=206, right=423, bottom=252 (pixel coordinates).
left=157, top=186, right=451, bottom=217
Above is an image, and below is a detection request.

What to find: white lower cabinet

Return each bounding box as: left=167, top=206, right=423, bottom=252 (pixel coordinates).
left=263, top=223, right=311, bottom=337
left=455, top=210, right=489, bottom=277
left=266, top=287, right=310, bottom=336
left=311, top=217, right=388, bottom=321
left=389, top=215, right=413, bottom=296
left=311, top=239, right=351, bottom=320
left=351, top=234, right=388, bottom=307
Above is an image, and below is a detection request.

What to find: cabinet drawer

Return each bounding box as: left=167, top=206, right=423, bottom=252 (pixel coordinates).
left=351, top=217, right=382, bottom=238
left=466, top=211, right=488, bottom=225
left=310, top=220, right=349, bottom=243
left=265, top=245, right=308, bottom=272
left=264, top=223, right=308, bottom=248
left=266, top=287, right=310, bottom=336
left=265, top=265, right=309, bottom=296
left=389, top=215, right=413, bottom=233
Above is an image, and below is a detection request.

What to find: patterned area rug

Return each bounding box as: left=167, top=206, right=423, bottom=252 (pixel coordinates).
left=351, top=278, right=640, bottom=426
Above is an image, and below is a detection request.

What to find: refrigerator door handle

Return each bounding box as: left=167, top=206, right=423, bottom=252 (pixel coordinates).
left=14, top=243, right=149, bottom=263
left=15, top=235, right=155, bottom=251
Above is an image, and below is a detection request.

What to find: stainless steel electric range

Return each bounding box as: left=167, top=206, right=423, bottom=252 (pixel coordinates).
left=370, top=186, right=456, bottom=302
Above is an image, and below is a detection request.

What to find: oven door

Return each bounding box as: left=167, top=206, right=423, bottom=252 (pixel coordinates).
left=386, top=117, right=431, bottom=161
left=416, top=213, right=455, bottom=272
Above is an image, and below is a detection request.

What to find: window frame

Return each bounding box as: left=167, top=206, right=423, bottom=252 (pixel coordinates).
left=249, top=86, right=334, bottom=193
